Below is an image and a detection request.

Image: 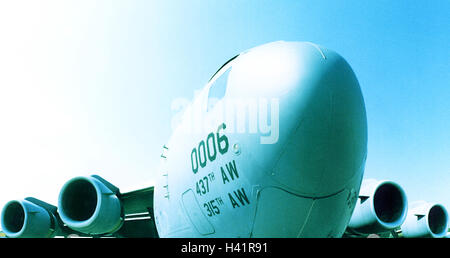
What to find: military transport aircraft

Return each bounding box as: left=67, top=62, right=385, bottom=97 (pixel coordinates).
left=1, top=41, right=448, bottom=238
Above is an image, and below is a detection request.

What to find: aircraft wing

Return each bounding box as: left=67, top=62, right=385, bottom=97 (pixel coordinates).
left=114, top=186, right=158, bottom=238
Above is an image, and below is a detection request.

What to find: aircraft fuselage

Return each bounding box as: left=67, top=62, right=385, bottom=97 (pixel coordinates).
left=153, top=41, right=368, bottom=237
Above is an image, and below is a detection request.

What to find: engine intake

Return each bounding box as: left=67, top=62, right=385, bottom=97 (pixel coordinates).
left=1, top=199, right=56, bottom=238
left=58, top=175, right=123, bottom=235
left=401, top=202, right=448, bottom=238
left=347, top=179, right=408, bottom=234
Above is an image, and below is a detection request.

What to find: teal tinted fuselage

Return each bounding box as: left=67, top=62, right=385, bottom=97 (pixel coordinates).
left=153, top=41, right=367, bottom=237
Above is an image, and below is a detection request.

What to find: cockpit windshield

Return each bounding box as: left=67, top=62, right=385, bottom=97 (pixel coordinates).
left=208, top=54, right=239, bottom=82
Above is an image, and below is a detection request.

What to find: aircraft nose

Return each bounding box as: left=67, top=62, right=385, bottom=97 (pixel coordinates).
left=226, top=42, right=367, bottom=197
left=270, top=43, right=368, bottom=197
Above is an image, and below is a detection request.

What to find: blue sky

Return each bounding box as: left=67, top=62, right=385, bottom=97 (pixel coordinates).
left=0, top=1, right=449, bottom=218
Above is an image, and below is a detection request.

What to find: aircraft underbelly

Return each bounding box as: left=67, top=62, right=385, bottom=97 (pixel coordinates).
left=251, top=187, right=314, bottom=237
left=251, top=186, right=353, bottom=237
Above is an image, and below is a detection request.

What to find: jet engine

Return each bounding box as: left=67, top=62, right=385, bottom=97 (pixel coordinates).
left=1, top=198, right=57, bottom=238
left=58, top=175, right=123, bottom=235
left=347, top=179, right=408, bottom=234
left=400, top=202, right=448, bottom=238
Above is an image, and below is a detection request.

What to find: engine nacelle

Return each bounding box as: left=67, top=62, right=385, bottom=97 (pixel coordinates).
left=347, top=179, right=408, bottom=233
left=1, top=199, right=56, bottom=238
left=401, top=202, right=448, bottom=238
left=58, top=175, right=123, bottom=235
